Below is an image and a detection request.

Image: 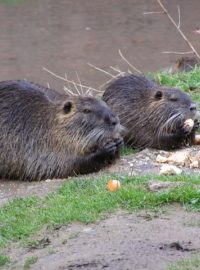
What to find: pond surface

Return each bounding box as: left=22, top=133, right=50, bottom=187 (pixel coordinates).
left=0, top=0, right=199, bottom=91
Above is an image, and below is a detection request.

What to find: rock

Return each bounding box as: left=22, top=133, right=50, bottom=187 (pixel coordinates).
left=156, top=155, right=168, bottom=163
left=147, top=180, right=179, bottom=191
left=156, top=150, right=191, bottom=166
left=159, top=164, right=182, bottom=175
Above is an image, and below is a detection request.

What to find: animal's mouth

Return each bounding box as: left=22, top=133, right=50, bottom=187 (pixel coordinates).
left=113, top=123, right=126, bottom=137
left=161, top=112, right=183, bottom=134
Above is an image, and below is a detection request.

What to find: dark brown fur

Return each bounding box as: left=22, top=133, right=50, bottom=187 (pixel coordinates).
left=0, top=80, right=124, bottom=181
left=103, top=75, right=199, bottom=150
left=175, top=57, right=199, bottom=73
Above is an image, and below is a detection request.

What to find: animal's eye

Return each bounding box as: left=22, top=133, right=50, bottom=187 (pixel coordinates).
left=83, top=109, right=91, bottom=114
left=154, top=90, right=163, bottom=100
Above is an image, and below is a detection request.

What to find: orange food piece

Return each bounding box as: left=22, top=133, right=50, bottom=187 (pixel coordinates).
left=107, top=179, right=121, bottom=192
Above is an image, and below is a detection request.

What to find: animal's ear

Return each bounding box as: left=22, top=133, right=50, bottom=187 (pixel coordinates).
left=154, top=90, right=163, bottom=100
left=63, top=101, right=73, bottom=114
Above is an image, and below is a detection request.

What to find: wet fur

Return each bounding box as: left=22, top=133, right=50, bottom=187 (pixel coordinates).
left=0, top=80, right=123, bottom=181
left=103, top=75, right=199, bottom=150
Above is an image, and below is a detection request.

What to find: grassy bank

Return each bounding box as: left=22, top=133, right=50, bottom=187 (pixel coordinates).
left=153, top=66, right=200, bottom=108
left=1, top=174, right=200, bottom=249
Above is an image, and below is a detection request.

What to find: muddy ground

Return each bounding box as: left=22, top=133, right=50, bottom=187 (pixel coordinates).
left=4, top=207, right=200, bottom=270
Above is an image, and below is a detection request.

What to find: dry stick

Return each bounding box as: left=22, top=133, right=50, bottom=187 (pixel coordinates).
left=43, top=66, right=102, bottom=94
left=97, top=72, right=125, bottom=90
left=157, top=0, right=200, bottom=60
left=177, top=5, right=181, bottom=29
left=118, top=49, right=142, bottom=74
left=65, top=73, right=73, bottom=93
left=143, top=11, right=164, bottom=15
left=75, top=71, right=84, bottom=95
left=63, top=86, right=78, bottom=96
left=162, top=50, right=194, bottom=54
left=110, top=66, right=122, bottom=73
left=87, top=62, right=115, bottom=78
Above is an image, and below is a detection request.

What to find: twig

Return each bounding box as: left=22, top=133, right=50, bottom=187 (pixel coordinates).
left=43, top=66, right=102, bottom=94
left=65, top=73, right=73, bottom=93
left=97, top=72, right=125, bottom=90
left=72, top=80, right=81, bottom=96
left=143, top=11, right=164, bottom=15
left=87, top=63, right=115, bottom=78
left=162, top=50, right=194, bottom=55
left=109, top=66, right=122, bottom=73
left=63, top=86, right=78, bottom=96
left=75, top=71, right=83, bottom=95
left=177, top=5, right=181, bottom=29
left=157, top=0, right=200, bottom=60
left=118, top=49, right=142, bottom=74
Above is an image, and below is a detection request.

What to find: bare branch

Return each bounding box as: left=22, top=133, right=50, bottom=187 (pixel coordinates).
left=43, top=66, right=102, bottom=95
left=177, top=5, right=181, bottom=29
left=75, top=71, right=84, bottom=95
left=63, top=86, right=78, bottom=96
left=118, top=49, right=142, bottom=74
left=87, top=63, right=115, bottom=77
left=162, top=50, right=194, bottom=55
left=97, top=72, right=125, bottom=90
left=143, top=11, right=164, bottom=15
left=157, top=0, right=200, bottom=60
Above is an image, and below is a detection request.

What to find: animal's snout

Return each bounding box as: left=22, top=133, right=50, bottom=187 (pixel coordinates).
left=105, top=113, right=119, bottom=126
left=110, top=116, right=118, bottom=126
left=190, top=103, right=197, bottom=112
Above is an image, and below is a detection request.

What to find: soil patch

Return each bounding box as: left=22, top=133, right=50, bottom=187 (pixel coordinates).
left=4, top=206, right=200, bottom=270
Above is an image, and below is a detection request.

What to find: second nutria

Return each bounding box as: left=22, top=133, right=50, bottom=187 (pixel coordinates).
left=0, top=80, right=124, bottom=181
left=163, top=57, right=199, bottom=74
left=103, top=75, right=199, bottom=150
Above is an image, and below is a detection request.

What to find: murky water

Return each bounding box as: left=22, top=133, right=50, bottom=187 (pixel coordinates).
left=0, top=0, right=200, bottom=204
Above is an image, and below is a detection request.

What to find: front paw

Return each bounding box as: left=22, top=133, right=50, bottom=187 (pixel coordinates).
left=93, top=141, right=117, bottom=161
left=114, top=137, right=124, bottom=149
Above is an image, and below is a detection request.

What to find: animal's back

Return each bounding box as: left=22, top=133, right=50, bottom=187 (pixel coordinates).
left=0, top=81, right=57, bottom=180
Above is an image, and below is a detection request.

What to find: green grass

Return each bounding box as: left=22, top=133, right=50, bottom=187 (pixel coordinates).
left=167, top=256, right=200, bottom=270
left=151, top=66, right=200, bottom=108
left=23, top=256, right=38, bottom=269
left=0, top=174, right=200, bottom=250
left=120, top=146, right=140, bottom=156
left=0, top=254, right=10, bottom=267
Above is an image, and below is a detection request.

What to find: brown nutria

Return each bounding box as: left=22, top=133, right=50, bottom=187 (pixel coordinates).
left=0, top=80, right=124, bottom=181
left=174, top=56, right=199, bottom=73
left=102, top=75, right=199, bottom=150
left=164, top=57, right=199, bottom=74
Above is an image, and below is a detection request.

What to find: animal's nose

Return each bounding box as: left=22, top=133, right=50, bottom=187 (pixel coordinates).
left=110, top=117, right=118, bottom=126
left=105, top=113, right=118, bottom=126
left=190, top=103, right=196, bottom=111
